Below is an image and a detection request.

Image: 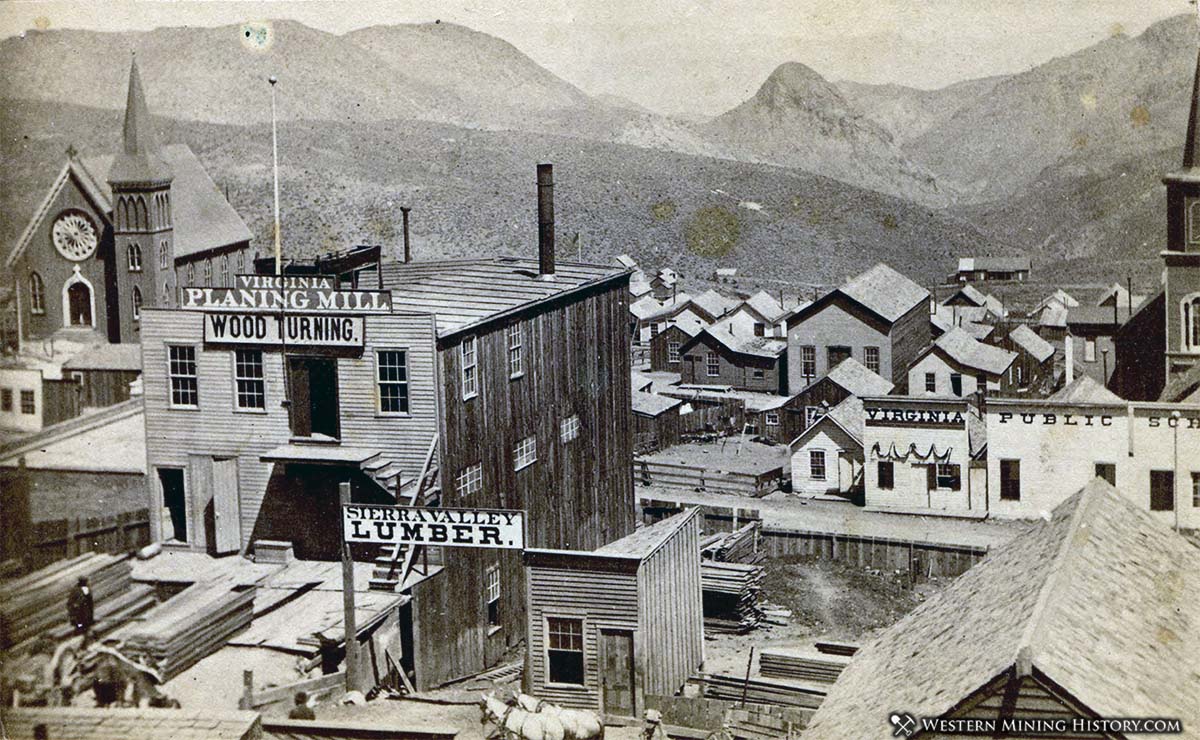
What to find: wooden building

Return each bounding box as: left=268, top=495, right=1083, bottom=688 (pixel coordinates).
left=632, top=391, right=685, bottom=452
left=61, top=342, right=142, bottom=409
left=4, top=58, right=251, bottom=345
left=649, top=314, right=706, bottom=373
left=803, top=480, right=1200, bottom=739
left=141, top=171, right=636, bottom=689
left=523, top=509, right=703, bottom=718
left=679, top=318, right=788, bottom=394
left=0, top=366, right=43, bottom=434
left=781, top=357, right=894, bottom=445
left=952, top=256, right=1030, bottom=283
left=723, top=290, right=787, bottom=338
left=788, top=396, right=863, bottom=499
left=907, top=327, right=1017, bottom=399
left=998, top=324, right=1054, bottom=396
left=630, top=293, right=711, bottom=344
left=786, top=263, right=930, bottom=393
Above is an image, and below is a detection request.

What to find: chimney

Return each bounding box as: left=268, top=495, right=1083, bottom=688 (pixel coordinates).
left=537, top=163, right=555, bottom=277
left=400, top=206, right=412, bottom=264
left=1065, top=333, right=1074, bottom=384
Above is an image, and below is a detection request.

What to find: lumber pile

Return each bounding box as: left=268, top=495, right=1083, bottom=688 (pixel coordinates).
left=724, top=705, right=812, bottom=740
left=814, top=640, right=858, bottom=658
left=701, top=673, right=826, bottom=710
left=702, top=561, right=764, bottom=634
left=758, top=648, right=850, bottom=684
left=701, top=522, right=763, bottom=565
left=115, top=581, right=255, bottom=680
left=0, top=553, right=132, bottom=649
left=46, top=583, right=157, bottom=642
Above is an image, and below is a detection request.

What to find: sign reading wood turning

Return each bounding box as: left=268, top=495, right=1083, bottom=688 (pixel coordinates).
left=343, top=505, right=526, bottom=549
left=204, top=313, right=365, bottom=348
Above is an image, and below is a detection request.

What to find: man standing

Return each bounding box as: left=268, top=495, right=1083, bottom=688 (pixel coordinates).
left=67, top=576, right=94, bottom=638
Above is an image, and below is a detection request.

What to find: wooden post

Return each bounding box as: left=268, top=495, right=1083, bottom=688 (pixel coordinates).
left=239, top=669, right=254, bottom=710
left=339, top=481, right=362, bottom=693
left=740, top=646, right=755, bottom=707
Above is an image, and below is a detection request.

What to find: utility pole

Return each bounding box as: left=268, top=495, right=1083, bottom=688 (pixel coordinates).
left=269, top=76, right=282, bottom=276
left=1172, top=410, right=1181, bottom=533
left=339, top=481, right=361, bottom=691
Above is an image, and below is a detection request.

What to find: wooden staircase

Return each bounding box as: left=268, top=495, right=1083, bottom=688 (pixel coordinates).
left=368, top=435, right=438, bottom=592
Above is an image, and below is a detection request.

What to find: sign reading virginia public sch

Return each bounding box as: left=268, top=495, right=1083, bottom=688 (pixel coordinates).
left=343, top=504, right=526, bottom=550
left=180, top=274, right=392, bottom=314
left=204, top=313, right=365, bottom=348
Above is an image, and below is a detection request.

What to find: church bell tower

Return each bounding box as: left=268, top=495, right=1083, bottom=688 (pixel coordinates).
left=1161, top=48, right=1200, bottom=384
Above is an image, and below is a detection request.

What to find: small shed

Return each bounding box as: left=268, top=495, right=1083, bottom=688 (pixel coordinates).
left=632, top=391, right=685, bottom=451
left=61, top=342, right=142, bottom=409
left=788, top=396, right=864, bottom=498
left=523, top=509, right=704, bottom=719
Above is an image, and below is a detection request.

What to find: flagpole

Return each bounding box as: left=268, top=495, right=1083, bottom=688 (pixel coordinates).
left=269, top=75, right=281, bottom=276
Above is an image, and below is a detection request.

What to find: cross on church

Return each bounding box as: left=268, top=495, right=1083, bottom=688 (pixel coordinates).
left=65, top=144, right=78, bottom=160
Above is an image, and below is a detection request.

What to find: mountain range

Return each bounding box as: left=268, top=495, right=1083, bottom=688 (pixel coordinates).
left=2, top=13, right=1198, bottom=287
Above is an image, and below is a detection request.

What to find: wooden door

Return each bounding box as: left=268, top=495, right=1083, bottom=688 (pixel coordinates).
left=212, top=457, right=241, bottom=554
left=600, top=629, right=635, bottom=717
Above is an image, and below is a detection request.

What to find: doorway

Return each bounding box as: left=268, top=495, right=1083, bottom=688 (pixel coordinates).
left=157, top=468, right=187, bottom=542
left=287, top=356, right=340, bottom=439
left=67, top=282, right=92, bottom=326
left=600, top=629, right=636, bottom=717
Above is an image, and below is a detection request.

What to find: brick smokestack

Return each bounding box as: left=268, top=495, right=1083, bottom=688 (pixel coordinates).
left=537, top=163, right=555, bottom=277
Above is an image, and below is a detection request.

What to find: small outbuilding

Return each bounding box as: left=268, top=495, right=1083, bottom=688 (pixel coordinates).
left=788, top=396, right=864, bottom=499
left=523, top=509, right=704, bottom=719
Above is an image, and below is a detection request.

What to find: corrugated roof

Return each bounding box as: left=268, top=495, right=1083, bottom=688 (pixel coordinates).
left=378, top=257, right=628, bottom=337
left=1008, top=324, right=1054, bottom=364
left=804, top=480, right=1200, bottom=739
left=825, top=357, right=894, bottom=397
left=933, top=327, right=1017, bottom=375
left=692, top=289, right=738, bottom=319
left=62, top=343, right=143, bottom=371
left=839, top=263, right=930, bottom=323
left=631, top=390, right=682, bottom=417
left=596, top=509, right=696, bottom=558
left=1050, top=375, right=1124, bottom=404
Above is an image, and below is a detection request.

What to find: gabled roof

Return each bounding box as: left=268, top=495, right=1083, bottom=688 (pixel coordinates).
left=942, top=284, right=987, bottom=307
left=1065, top=304, right=1132, bottom=328
left=981, top=293, right=1005, bottom=318
left=928, top=327, right=1016, bottom=375
left=378, top=257, right=628, bottom=338
left=630, top=295, right=663, bottom=320
left=1008, top=324, right=1054, bottom=364
left=792, top=395, right=864, bottom=448
left=1038, top=303, right=1069, bottom=329
left=614, top=254, right=638, bottom=269
left=62, top=343, right=143, bottom=371
left=1033, top=289, right=1079, bottom=314
left=633, top=293, right=694, bottom=322
left=595, top=508, right=698, bottom=559
left=1095, top=283, right=1146, bottom=309
left=838, top=264, right=929, bottom=324
left=804, top=480, right=1200, bottom=739
left=664, top=312, right=707, bottom=338
left=824, top=357, right=894, bottom=397
left=743, top=290, right=786, bottom=323
left=931, top=307, right=994, bottom=341
left=691, top=289, right=738, bottom=320
left=696, top=318, right=787, bottom=359
left=1051, top=375, right=1124, bottom=404
left=957, top=256, right=1031, bottom=273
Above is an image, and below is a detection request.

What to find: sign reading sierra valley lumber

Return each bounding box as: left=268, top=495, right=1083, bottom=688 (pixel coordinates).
left=343, top=505, right=526, bottom=549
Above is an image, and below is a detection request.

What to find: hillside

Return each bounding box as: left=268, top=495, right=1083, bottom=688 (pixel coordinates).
left=702, top=63, right=949, bottom=206
left=836, top=76, right=1007, bottom=144
left=0, top=98, right=1013, bottom=290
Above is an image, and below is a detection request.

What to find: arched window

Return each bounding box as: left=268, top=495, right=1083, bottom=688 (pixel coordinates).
left=1189, top=201, right=1200, bottom=245
left=159, top=240, right=169, bottom=269
left=132, top=286, right=143, bottom=320
left=127, top=243, right=142, bottom=272
left=187, top=262, right=195, bottom=285
left=1184, top=295, right=1200, bottom=352
left=203, top=259, right=212, bottom=285
left=220, top=254, right=230, bottom=286
left=29, top=272, right=45, bottom=314
left=235, top=250, right=245, bottom=274
left=162, top=282, right=171, bottom=306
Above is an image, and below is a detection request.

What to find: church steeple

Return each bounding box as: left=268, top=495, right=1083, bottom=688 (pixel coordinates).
left=1181, top=48, right=1200, bottom=171
left=108, top=54, right=172, bottom=186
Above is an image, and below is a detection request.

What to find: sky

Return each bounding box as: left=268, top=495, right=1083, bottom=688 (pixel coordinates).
left=0, top=0, right=1191, bottom=115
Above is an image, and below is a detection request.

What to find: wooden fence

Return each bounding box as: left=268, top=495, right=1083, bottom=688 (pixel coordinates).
left=41, top=378, right=82, bottom=427
left=642, top=500, right=987, bottom=579
left=26, top=509, right=151, bottom=571
left=259, top=718, right=460, bottom=740
left=634, top=460, right=784, bottom=498
left=240, top=669, right=346, bottom=710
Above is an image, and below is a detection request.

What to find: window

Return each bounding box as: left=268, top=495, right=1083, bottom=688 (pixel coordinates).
left=706, top=351, right=720, bottom=377
left=514, top=434, right=537, bottom=471
left=29, top=272, right=45, bottom=314
left=752, top=369, right=765, bottom=379
left=924, top=372, right=936, bottom=393
left=810, top=450, right=826, bottom=481
left=668, top=341, right=681, bottom=364
left=754, top=322, right=765, bottom=337
left=547, top=617, right=584, bottom=685
left=215, top=255, right=226, bottom=287
left=1000, top=459, right=1021, bottom=501
left=168, top=345, right=199, bottom=407
left=1184, top=297, right=1200, bottom=351
left=936, top=463, right=962, bottom=491
left=1193, top=473, right=1200, bottom=508
left=233, top=349, right=266, bottom=410
left=507, top=323, right=524, bottom=378
left=1084, top=337, right=1096, bottom=363
left=376, top=350, right=409, bottom=414
left=1094, top=463, right=1116, bottom=487
left=1150, top=470, right=1175, bottom=512
left=221, top=255, right=230, bottom=286
left=560, top=414, right=581, bottom=443
left=805, top=406, right=824, bottom=427
left=203, top=259, right=213, bottom=285
left=765, top=411, right=779, bottom=427
left=864, top=346, right=880, bottom=374
left=486, top=564, right=501, bottom=628
left=127, top=243, right=142, bottom=272
left=1016, top=364, right=1025, bottom=386
left=456, top=463, right=482, bottom=497
left=877, top=461, right=894, bottom=490
left=0, top=388, right=11, bottom=411
left=650, top=323, right=660, bottom=338
left=950, top=373, right=963, bottom=396
left=132, top=286, right=143, bottom=321
left=159, top=240, right=168, bottom=269
left=162, top=281, right=171, bottom=306
left=187, top=262, right=195, bottom=285
left=801, top=346, right=816, bottom=379
left=461, top=336, right=478, bottom=400
left=236, top=250, right=245, bottom=274
left=19, top=390, right=35, bottom=415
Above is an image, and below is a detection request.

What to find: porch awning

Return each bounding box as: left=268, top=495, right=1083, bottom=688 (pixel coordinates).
left=261, top=443, right=383, bottom=466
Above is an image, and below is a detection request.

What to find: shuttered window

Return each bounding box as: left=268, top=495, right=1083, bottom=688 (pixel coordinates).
left=376, top=350, right=409, bottom=414
left=547, top=617, right=584, bottom=685
left=950, top=373, right=963, bottom=396
left=234, top=349, right=266, bottom=410
left=168, top=345, right=199, bottom=408
left=936, top=463, right=962, bottom=491
left=461, top=336, right=478, bottom=400
left=877, top=462, right=894, bottom=490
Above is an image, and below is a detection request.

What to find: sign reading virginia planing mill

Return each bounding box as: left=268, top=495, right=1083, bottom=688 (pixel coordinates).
left=179, top=274, right=393, bottom=314
left=343, top=505, right=527, bottom=550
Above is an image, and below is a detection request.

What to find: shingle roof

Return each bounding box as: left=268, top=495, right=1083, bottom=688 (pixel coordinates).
left=2, top=707, right=262, bottom=740
left=701, top=318, right=787, bottom=359
left=1008, top=324, right=1054, bottom=364
left=62, top=343, right=143, bottom=371
left=804, top=480, right=1200, bottom=739
left=838, top=263, right=930, bottom=324
left=666, top=312, right=707, bottom=338
left=931, top=307, right=994, bottom=341
left=943, top=284, right=987, bottom=307
left=379, top=257, right=628, bottom=337
left=692, top=289, right=738, bottom=319
left=743, top=290, right=786, bottom=322
left=957, top=256, right=1031, bottom=273
left=596, top=508, right=697, bottom=558
left=1159, top=362, right=1200, bottom=403
left=932, top=327, right=1017, bottom=375
left=1065, top=304, right=1132, bottom=327
left=825, top=357, right=894, bottom=397
left=824, top=396, right=864, bottom=444
left=1038, top=303, right=1069, bottom=328
left=631, top=390, right=682, bottom=417
left=1050, top=375, right=1124, bottom=404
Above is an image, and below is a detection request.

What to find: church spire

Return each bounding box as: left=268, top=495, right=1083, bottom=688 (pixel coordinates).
left=1183, top=48, right=1200, bottom=170
left=108, top=53, right=172, bottom=185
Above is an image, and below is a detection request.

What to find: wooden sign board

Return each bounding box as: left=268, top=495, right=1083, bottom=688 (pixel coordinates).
left=343, top=505, right=526, bottom=550
left=204, top=313, right=365, bottom=348
left=180, top=276, right=392, bottom=314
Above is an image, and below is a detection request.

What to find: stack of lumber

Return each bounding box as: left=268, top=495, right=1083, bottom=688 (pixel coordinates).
left=701, top=561, right=764, bottom=634
left=701, top=673, right=826, bottom=710
left=0, top=553, right=132, bottom=649
left=724, top=705, right=812, bottom=740
left=814, top=640, right=858, bottom=658
left=758, top=648, right=851, bottom=684
left=46, top=583, right=157, bottom=642
left=701, top=522, right=763, bottom=565
left=115, top=581, right=255, bottom=680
